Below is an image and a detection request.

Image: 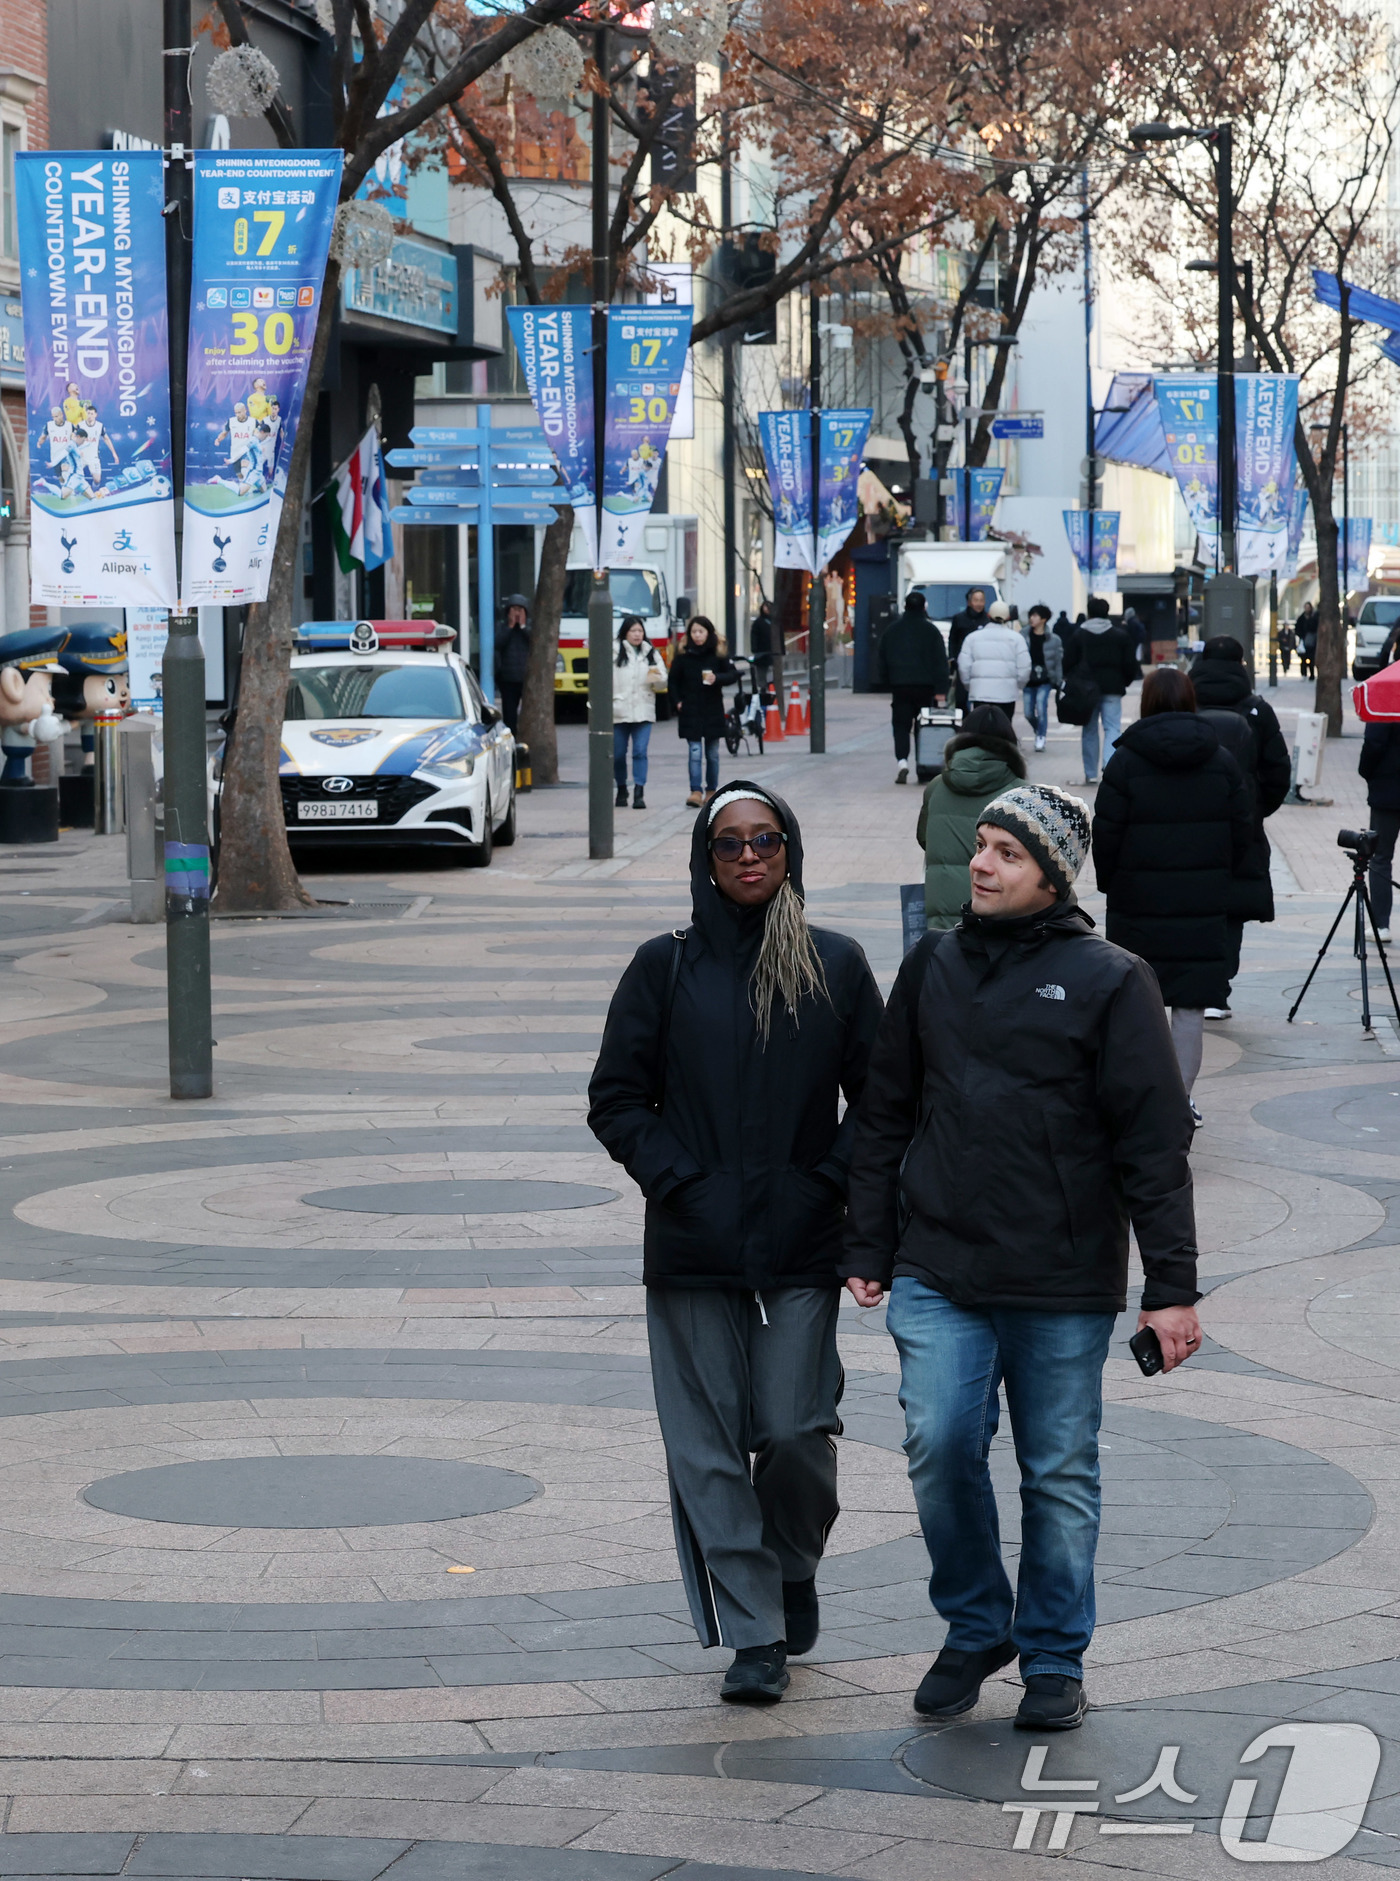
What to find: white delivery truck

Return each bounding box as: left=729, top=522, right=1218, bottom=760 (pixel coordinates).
left=544, top=515, right=699, bottom=705
left=896, top=540, right=1011, bottom=636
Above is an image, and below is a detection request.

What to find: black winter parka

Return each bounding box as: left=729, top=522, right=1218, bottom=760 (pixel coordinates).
left=839, top=902, right=1199, bottom=1313
left=1092, top=713, right=1253, bottom=1011
left=588, top=784, right=884, bottom=1290
left=669, top=647, right=737, bottom=741
left=1189, top=655, right=1291, bottom=922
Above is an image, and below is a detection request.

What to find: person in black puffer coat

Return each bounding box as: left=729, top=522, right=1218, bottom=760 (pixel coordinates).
left=1189, top=635, right=1292, bottom=1011
left=589, top=783, right=883, bottom=1703
left=668, top=615, right=737, bottom=805
left=1360, top=723, right=1400, bottom=939
left=1092, top=666, right=1251, bottom=1111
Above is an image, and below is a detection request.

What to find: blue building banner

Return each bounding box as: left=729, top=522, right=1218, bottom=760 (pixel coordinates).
left=758, top=410, right=813, bottom=573
left=1063, top=509, right=1120, bottom=583
left=15, top=151, right=178, bottom=607
left=506, top=305, right=595, bottom=553
left=817, top=408, right=872, bottom=566
left=602, top=306, right=692, bottom=565
left=183, top=149, right=342, bottom=605
left=1155, top=374, right=1219, bottom=559
left=1344, top=517, right=1372, bottom=591
left=952, top=466, right=1005, bottom=543
left=1236, top=374, right=1300, bottom=575
left=1285, top=486, right=1309, bottom=578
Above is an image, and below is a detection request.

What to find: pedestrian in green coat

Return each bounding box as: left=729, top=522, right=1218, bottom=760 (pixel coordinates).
left=915, top=706, right=1026, bottom=926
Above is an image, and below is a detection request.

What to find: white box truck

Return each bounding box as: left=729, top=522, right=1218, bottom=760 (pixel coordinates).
left=896, top=541, right=1011, bottom=635
left=542, top=516, right=699, bottom=704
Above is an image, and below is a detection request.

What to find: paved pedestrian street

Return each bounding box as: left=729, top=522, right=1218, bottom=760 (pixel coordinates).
left=5, top=679, right=1400, bottom=1879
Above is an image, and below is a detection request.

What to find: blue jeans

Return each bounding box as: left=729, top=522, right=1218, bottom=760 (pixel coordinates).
left=613, top=721, right=651, bottom=788
left=885, top=1276, right=1115, bottom=1679
left=1023, top=683, right=1053, bottom=740
left=688, top=738, right=720, bottom=793
left=1081, top=693, right=1122, bottom=780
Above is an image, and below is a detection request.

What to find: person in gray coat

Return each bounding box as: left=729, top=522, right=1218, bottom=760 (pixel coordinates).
left=1022, top=605, right=1064, bottom=752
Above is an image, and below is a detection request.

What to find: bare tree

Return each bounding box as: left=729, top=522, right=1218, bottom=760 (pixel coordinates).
left=210, top=0, right=591, bottom=911
left=1112, top=0, right=1400, bottom=731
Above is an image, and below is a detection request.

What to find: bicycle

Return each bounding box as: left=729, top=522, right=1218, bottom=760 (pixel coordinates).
left=723, top=657, right=766, bottom=756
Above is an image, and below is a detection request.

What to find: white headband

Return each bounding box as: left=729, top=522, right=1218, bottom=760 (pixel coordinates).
left=707, top=786, right=778, bottom=826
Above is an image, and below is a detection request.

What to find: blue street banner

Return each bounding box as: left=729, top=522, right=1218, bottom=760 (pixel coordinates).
left=602, top=306, right=692, bottom=565
left=505, top=305, right=595, bottom=550
left=817, top=408, right=873, bottom=567
left=1063, top=510, right=1120, bottom=583
left=182, top=149, right=342, bottom=605
left=1155, top=375, right=1219, bottom=558
left=758, top=410, right=813, bottom=573
left=1285, top=486, right=1309, bottom=579
left=952, top=466, right=1005, bottom=542
left=15, top=151, right=178, bottom=607
left=1344, top=517, right=1373, bottom=591
left=1235, top=374, right=1300, bottom=575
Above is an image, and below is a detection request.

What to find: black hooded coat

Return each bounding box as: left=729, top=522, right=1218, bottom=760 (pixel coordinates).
left=588, top=784, right=884, bottom=1290
left=1188, top=650, right=1291, bottom=922
left=1092, top=713, right=1253, bottom=1010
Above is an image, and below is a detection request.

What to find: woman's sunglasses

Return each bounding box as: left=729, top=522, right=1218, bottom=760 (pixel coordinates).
left=709, top=831, right=787, bottom=862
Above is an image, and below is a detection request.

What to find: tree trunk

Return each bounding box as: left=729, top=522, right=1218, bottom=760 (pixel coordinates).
left=213, top=256, right=343, bottom=912
left=1313, top=492, right=1343, bottom=735
left=519, top=507, right=572, bottom=786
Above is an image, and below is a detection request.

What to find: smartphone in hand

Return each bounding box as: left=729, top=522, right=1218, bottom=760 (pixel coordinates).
left=1128, top=1326, right=1164, bottom=1376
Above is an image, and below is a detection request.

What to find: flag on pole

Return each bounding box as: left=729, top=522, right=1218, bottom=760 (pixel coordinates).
left=330, top=429, right=393, bottom=573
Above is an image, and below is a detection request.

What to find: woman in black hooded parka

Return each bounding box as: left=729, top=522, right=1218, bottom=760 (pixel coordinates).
left=1091, top=667, right=1251, bottom=1110
left=588, top=783, right=882, bottom=1705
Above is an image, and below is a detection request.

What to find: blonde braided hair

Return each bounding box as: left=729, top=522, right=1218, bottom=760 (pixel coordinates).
left=751, top=878, right=830, bottom=1044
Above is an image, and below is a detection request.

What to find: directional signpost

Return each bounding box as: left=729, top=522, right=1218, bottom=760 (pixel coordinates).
left=388, top=406, right=565, bottom=700
left=990, top=413, right=1045, bottom=440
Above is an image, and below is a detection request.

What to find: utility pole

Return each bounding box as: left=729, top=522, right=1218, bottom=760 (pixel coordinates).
left=807, top=287, right=825, bottom=752
left=1082, top=165, right=1098, bottom=593
left=587, top=8, right=613, bottom=859
left=162, top=0, right=212, bottom=1100
left=719, top=131, right=737, bottom=657
left=1216, top=123, right=1237, bottom=575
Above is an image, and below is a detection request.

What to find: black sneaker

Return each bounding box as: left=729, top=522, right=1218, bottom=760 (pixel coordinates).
left=1015, top=1674, right=1087, bottom=1731
left=632, top=786, right=646, bottom=809
left=783, top=1578, right=819, bottom=1655
left=721, top=1642, right=789, bottom=1705
left=913, top=1640, right=1016, bottom=1717
left=614, top=785, right=628, bottom=808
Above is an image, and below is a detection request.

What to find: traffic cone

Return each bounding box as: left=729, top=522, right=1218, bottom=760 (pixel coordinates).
left=764, top=686, right=785, bottom=741
left=785, top=683, right=804, bottom=737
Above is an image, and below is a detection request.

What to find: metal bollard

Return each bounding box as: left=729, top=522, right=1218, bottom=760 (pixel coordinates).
left=122, top=716, right=161, bottom=923
left=94, top=711, right=125, bottom=835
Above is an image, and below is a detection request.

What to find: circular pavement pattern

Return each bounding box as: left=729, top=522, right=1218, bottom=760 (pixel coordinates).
left=301, top=1178, right=619, bottom=1215
left=81, top=1454, right=541, bottom=1529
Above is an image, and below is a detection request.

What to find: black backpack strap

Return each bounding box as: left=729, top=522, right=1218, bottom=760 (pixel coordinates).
left=653, top=927, right=688, bottom=1112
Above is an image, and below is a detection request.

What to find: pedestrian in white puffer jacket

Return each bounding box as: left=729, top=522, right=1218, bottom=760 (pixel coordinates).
left=957, top=601, right=1031, bottom=721
left=613, top=616, right=665, bottom=809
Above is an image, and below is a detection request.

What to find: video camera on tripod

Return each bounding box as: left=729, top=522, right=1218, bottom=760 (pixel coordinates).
left=1288, top=826, right=1400, bottom=1036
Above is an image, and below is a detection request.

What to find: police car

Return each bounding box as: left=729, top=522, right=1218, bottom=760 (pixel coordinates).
left=277, top=620, right=516, bottom=864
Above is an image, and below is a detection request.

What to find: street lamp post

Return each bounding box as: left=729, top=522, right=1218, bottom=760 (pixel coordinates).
left=162, top=0, right=212, bottom=1101
left=587, top=10, right=613, bottom=861
left=1130, top=122, right=1237, bottom=573
left=960, top=335, right=1017, bottom=542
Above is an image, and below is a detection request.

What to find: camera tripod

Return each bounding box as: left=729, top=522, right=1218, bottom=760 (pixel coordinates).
left=1288, top=842, right=1400, bottom=1039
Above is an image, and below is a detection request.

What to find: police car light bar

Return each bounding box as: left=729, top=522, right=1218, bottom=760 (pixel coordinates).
left=293, top=620, right=455, bottom=652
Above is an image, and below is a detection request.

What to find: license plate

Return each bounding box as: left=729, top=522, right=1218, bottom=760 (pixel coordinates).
left=297, top=799, right=378, bottom=821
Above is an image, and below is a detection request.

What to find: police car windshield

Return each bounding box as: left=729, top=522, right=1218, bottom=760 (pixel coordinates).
left=286, top=665, right=465, bottom=721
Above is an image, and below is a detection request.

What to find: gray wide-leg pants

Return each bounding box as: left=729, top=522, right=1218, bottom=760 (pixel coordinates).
left=646, top=1286, right=843, bottom=1650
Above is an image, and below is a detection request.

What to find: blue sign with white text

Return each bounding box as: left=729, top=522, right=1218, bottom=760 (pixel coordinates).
left=15, top=150, right=178, bottom=606
left=183, top=148, right=342, bottom=606
left=953, top=466, right=1005, bottom=542
left=506, top=304, right=595, bottom=550
left=602, top=306, right=692, bottom=564
left=817, top=408, right=872, bottom=567
left=1235, top=374, right=1300, bottom=575
left=1155, top=375, right=1219, bottom=560
left=758, top=409, right=813, bottom=572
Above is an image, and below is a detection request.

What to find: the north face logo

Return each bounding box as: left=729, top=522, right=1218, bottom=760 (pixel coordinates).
left=1036, top=984, right=1066, bottom=1001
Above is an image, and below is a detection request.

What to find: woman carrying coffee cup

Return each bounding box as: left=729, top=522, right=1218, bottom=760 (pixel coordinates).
left=670, top=616, right=737, bottom=806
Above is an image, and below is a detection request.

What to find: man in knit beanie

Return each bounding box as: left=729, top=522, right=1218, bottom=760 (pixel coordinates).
left=840, top=776, right=1201, bottom=1734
